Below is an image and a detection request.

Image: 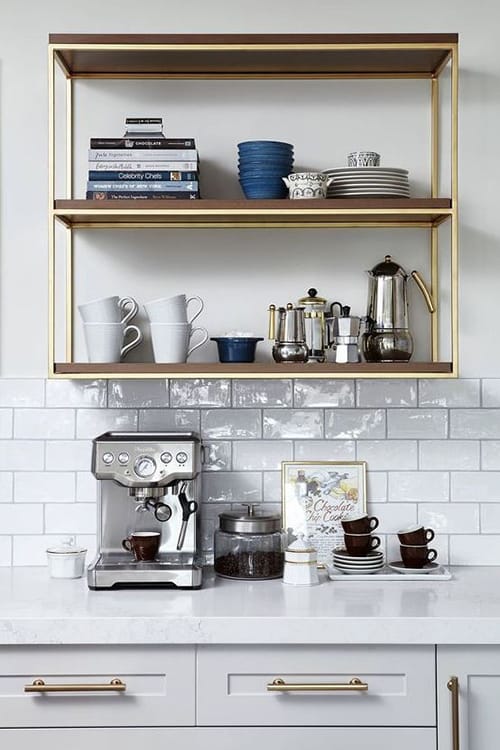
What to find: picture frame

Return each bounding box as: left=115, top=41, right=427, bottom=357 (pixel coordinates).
left=281, top=461, right=367, bottom=564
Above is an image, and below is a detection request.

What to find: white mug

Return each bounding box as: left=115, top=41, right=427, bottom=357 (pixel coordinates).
left=144, top=294, right=204, bottom=325
left=150, top=322, right=208, bottom=363
left=83, top=322, right=143, bottom=362
left=78, top=295, right=139, bottom=325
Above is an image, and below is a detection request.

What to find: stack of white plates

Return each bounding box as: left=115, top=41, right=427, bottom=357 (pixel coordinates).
left=322, top=167, right=410, bottom=198
left=333, top=549, right=385, bottom=575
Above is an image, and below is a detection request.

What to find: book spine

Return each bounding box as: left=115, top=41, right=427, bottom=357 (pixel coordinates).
left=125, top=118, right=162, bottom=125
left=88, top=170, right=198, bottom=181
left=87, top=181, right=199, bottom=191
left=90, top=138, right=195, bottom=149
left=89, top=149, right=198, bottom=161
left=89, top=161, right=199, bottom=171
left=86, top=191, right=199, bottom=200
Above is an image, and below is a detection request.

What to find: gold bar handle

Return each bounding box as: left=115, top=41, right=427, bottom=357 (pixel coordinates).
left=268, top=304, right=276, bottom=340
left=267, top=677, right=368, bottom=692
left=447, top=676, right=460, bottom=750
left=24, top=678, right=126, bottom=693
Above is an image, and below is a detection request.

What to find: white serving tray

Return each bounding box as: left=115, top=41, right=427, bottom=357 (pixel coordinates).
left=327, top=564, right=452, bottom=581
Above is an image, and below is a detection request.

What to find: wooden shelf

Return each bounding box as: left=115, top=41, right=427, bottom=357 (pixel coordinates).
left=53, top=199, right=452, bottom=229
left=54, top=362, right=454, bottom=379
left=49, top=34, right=457, bottom=79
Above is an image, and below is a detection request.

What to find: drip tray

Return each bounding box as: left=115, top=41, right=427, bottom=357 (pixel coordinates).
left=96, top=552, right=195, bottom=570
left=88, top=553, right=202, bottom=589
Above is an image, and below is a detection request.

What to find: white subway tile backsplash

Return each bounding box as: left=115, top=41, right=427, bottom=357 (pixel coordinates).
left=170, top=379, right=230, bottom=407
left=76, top=472, right=98, bottom=503
left=76, top=408, right=137, bottom=439
left=0, top=537, right=12, bottom=566
left=368, top=502, right=417, bottom=533
left=367, top=472, right=388, bottom=502
left=202, top=441, right=232, bottom=472
left=419, top=379, right=480, bottom=407
left=233, top=379, right=292, bottom=408
left=356, top=440, right=418, bottom=470
left=45, top=441, right=91, bottom=471
left=420, top=440, right=480, bottom=470
left=0, top=410, right=13, bottom=438
left=482, top=441, right=500, bottom=470
left=325, top=409, right=385, bottom=439
left=482, top=380, right=500, bottom=407
left=44, top=503, right=96, bottom=534
left=45, top=380, right=106, bottom=408
left=294, top=440, right=355, bottom=461
left=14, top=472, right=75, bottom=503
left=108, top=379, right=168, bottom=408
left=388, top=471, right=449, bottom=502
left=201, top=409, right=261, bottom=439
left=263, top=410, right=323, bottom=439
left=450, top=535, right=500, bottom=565
left=13, top=535, right=64, bottom=566
left=139, top=408, right=200, bottom=431
left=0, top=473, right=13, bottom=503
left=480, top=504, right=500, bottom=533
left=0, top=504, right=43, bottom=533
left=451, top=471, right=500, bottom=502
left=294, top=380, right=354, bottom=408
left=233, top=440, right=293, bottom=470
left=263, top=472, right=281, bottom=503
left=450, top=409, right=500, bottom=439
left=418, top=503, right=480, bottom=533
left=387, top=409, right=448, bottom=439
left=202, top=472, right=262, bottom=504
left=356, top=380, right=417, bottom=408
left=0, top=441, right=44, bottom=471
left=14, top=409, right=75, bottom=439
left=0, top=380, right=44, bottom=407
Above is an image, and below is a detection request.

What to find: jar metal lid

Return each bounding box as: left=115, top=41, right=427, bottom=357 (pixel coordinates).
left=218, top=504, right=282, bottom=534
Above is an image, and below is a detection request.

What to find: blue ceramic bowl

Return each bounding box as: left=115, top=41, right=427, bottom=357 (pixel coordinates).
left=211, top=337, right=264, bottom=363
left=238, top=140, right=293, bottom=151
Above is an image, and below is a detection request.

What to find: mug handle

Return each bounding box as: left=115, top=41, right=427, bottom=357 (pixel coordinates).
left=118, top=296, right=139, bottom=325
left=427, top=548, right=438, bottom=563
left=187, top=327, right=209, bottom=357
left=425, top=528, right=435, bottom=542
left=122, top=538, right=132, bottom=552
left=370, top=535, right=381, bottom=550
left=121, top=324, right=143, bottom=359
left=186, top=296, right=204, bottom=325
left=369, top=517, right=379, bottom=531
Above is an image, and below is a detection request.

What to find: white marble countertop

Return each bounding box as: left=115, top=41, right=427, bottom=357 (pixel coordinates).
left=1, top=567, right=500, bottom=645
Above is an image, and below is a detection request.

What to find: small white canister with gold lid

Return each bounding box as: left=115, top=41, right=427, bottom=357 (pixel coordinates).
left=283, top=533, right=320, bottom=586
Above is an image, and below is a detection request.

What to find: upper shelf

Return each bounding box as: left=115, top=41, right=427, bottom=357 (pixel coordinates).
left=49, top=33, right=458, bottom=79
left=53, top=199, right=453, bottom=229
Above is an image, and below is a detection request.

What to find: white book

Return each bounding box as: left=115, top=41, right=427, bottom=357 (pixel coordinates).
left=88, top=148, right=198, bottom=161
left=88, top=160, right=199, bottom=171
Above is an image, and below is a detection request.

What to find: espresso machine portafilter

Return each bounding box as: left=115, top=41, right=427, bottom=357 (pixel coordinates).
left=87, top=431, right=202, bottom=590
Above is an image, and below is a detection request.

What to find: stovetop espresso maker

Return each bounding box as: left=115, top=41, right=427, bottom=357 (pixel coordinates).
left=363, top=254, right=435, bottom=362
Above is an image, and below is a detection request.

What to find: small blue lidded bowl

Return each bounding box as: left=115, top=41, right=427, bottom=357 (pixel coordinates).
left=211, top=337, right=264, bottom=363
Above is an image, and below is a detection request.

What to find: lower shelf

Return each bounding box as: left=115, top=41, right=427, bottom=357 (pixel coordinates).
left=53, top=361, right=454, bottom=379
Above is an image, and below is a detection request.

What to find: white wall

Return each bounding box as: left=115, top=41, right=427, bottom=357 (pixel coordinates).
left=0, top=0, right=498, bottom=376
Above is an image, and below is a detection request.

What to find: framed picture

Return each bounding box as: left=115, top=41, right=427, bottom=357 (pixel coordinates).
left=281, top=461, right=367, bottom=564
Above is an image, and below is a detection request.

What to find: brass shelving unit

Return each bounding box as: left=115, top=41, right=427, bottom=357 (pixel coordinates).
left=48, top=33, right=459, bottom=380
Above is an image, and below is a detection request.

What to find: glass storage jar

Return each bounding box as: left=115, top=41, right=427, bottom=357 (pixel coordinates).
left=214, top=504, right=285, bottom=580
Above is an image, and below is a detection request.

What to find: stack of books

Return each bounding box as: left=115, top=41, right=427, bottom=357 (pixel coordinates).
left=86, top=118, right=200, bottom=200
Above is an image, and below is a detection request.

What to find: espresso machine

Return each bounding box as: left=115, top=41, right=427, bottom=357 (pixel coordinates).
left=87, top=431, right=202, bottom=590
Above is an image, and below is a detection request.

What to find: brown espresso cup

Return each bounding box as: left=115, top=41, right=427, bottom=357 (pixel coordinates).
left=398, top=525, right=435, bottom=545
left=344, top=532, right=381, bottom=556
left=400, top=544, right=437, bottom=569
left=342, top=514, right=379, bottom=534
left=122, top=531, right=160, bottom=562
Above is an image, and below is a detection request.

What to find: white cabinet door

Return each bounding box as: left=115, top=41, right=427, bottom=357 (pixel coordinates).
left=0, top=727, right=436, bottom=750
left=438, top=646, right=500, bottom=750
left=198, top=644, right=435, bottom=726
left=0, top=645, right=195, bottom=727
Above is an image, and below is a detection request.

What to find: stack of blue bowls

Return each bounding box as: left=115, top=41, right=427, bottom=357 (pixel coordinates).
left=238, top=140, right=294, bottom=199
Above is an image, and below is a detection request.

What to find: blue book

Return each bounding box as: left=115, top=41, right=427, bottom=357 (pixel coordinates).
left=88, top=170, right=198, bottom=182
left=86, top=191, right=199, bottom=200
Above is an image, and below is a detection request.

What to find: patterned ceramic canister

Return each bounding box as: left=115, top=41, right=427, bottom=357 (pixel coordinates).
left=283, top=172, right=331, bottom=200
left=347, top=151, right=381, bottom=167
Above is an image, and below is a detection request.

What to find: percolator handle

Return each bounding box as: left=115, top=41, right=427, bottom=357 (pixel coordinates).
left=411, top=271, right=436, bottom=314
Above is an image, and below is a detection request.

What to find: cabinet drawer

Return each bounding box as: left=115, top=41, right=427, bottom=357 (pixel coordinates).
left=0, top=645, right=195, bottom=728
left=0, top=728, right=437, bottom=750
left=197, top=644, right=435, bottom=726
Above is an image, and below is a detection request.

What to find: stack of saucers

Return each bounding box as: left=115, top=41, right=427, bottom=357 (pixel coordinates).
left=238, top=140, right=294, bottom=199
left=322, top=166, right=410, bottom=198
left=333, top=548, right=384, bottom=575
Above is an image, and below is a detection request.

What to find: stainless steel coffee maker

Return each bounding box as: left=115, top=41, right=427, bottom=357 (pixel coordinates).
left=268, top=303, right=309, bottom=363
left=87, top=431, right=202, bottom=590
left=298, top=288, right=328, bottom=363
left=328, top=303, right=362, bottom=363
left=363, top=255, right=435, bottom=362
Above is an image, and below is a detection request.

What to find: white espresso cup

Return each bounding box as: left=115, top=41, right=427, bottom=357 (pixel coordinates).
left=150, top=323, right=208, bottom=363
left=83, top=322, right=143, bottom=362
left=78, top=295, right=139, bottom=325
left=144, top=294, right=204, bottom=325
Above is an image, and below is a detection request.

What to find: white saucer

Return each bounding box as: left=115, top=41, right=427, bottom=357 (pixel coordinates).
left=322, top=167, right=409, bottom=176
left=333, top=566, right=382, bottom=575
left=388, top=561, right=441, bottom=574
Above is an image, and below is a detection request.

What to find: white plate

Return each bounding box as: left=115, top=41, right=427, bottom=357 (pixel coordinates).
left=328, top=191, right=410, bottom=196
left=328, top=185, right=409, bottom=191
left=327, top=175, right=409, bottom=183
left=327, top=181, right=409, bottom=188
left=322, top=167, right=409, bottom=176
left=333, top=554, right=384, bottom=563
left=387, top=561, right=441, bottom=574
left=333, top=548, right=383, bottom=558
left=333, top=566, right=382, bottom=575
